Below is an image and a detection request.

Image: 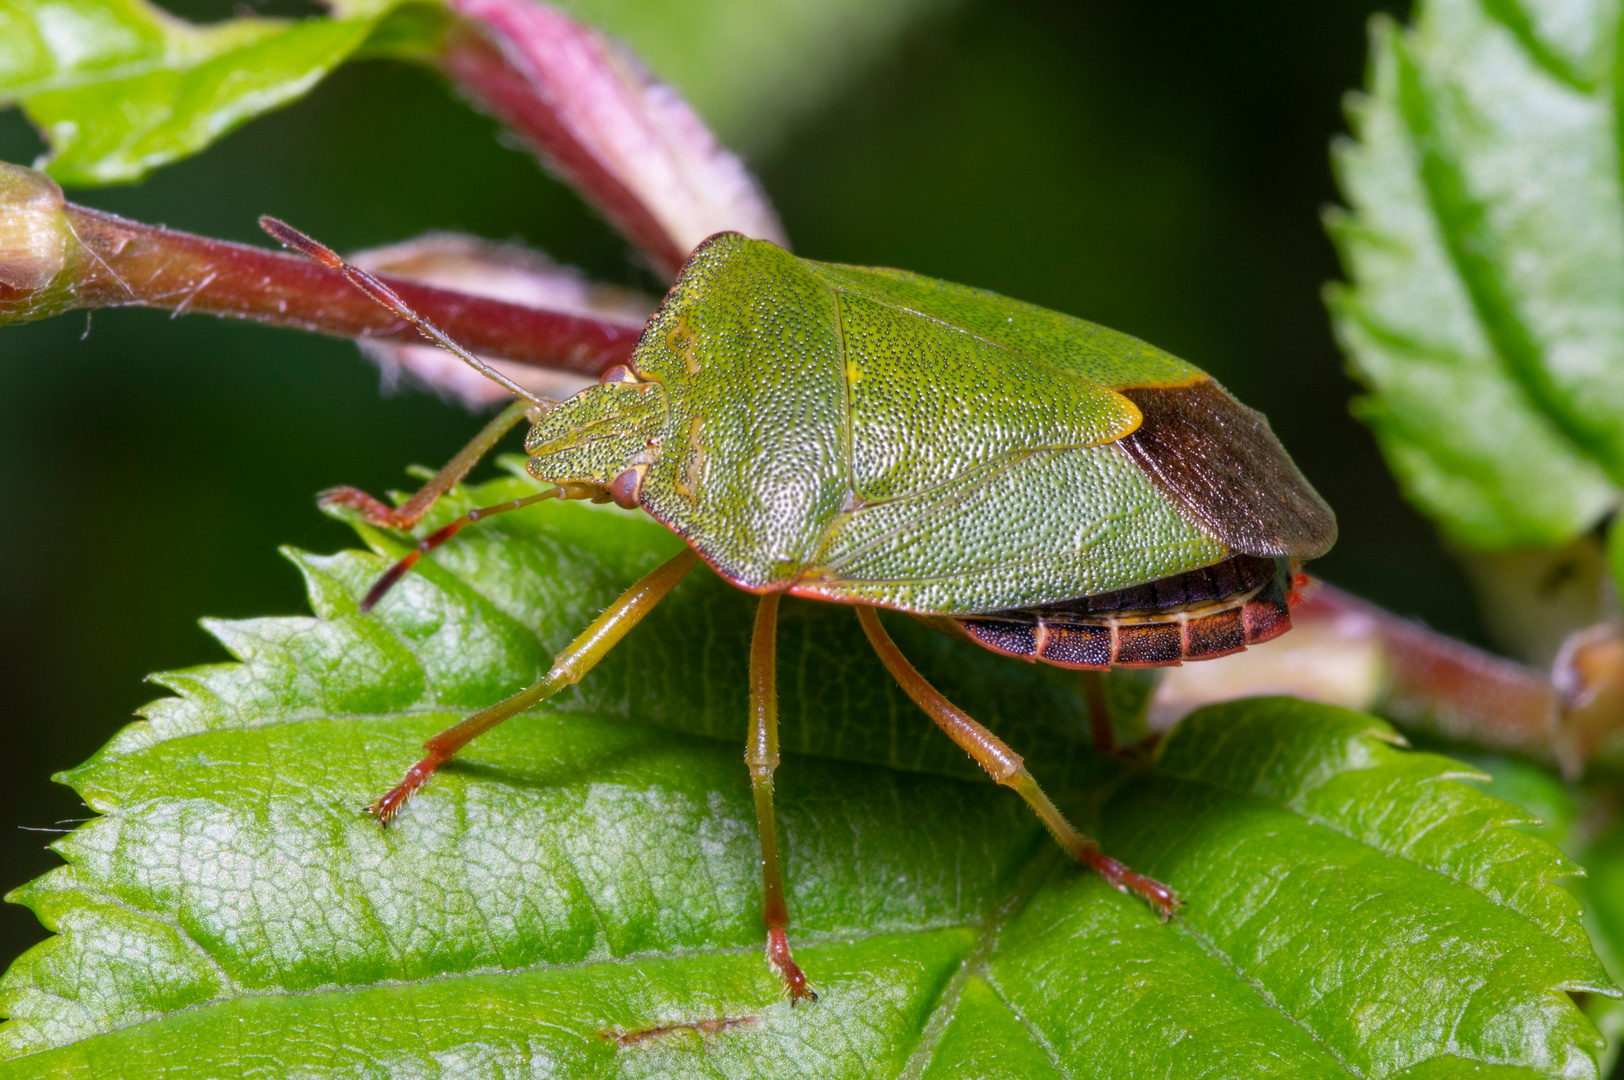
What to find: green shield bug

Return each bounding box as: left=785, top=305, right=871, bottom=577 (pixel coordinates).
left=263, top=219, right=1336, bottom=1004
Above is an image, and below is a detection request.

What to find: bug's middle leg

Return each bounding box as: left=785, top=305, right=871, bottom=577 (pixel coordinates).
left=855, top=606, right=1178, bottom=917
left=746, top=592, right=817, bottom=1003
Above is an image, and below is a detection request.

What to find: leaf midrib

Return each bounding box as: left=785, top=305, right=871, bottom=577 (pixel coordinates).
left=1, top=910, right=1010, bottom=1062
left=895, top=839, right=1059, bottom=1078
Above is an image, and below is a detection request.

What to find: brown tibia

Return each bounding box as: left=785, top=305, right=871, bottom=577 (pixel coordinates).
left=368, top=547, right=699, bottom=822
left=747, top=592, right=817, bottom=1003
left=857, top=606, right=1178, bottom=918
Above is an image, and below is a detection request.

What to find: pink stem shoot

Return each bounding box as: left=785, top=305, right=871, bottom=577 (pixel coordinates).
left=442, top=25, right=689, bottom=277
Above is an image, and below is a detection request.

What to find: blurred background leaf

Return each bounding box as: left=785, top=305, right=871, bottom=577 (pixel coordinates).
left=1327, top=0, right=1624, bottom=662
left=0, top=0, right=448, bottom=184
left=0, top=0, right=961, bottom=185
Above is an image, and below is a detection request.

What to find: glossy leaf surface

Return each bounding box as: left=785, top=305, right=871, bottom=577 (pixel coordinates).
left=0, top=467, right=1609, bottom=1077
left=0, top=0, right=443, bottom=185
left=1327, top=0, right=1624, bottom=550
left=1455, top=750, right=1624, bottom=1077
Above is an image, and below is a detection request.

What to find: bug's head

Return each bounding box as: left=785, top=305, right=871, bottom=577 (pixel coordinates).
left=524, top=365, right=668, bottom=508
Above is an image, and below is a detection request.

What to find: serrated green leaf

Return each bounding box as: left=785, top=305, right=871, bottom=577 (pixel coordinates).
left=1448, top=749, right=1624, bottom=1076
left=0, top=467, right=1610, bottom=1076
left=0, top=0, right=444, bottom=185
left=1327, top=0, right=1624, bottom=550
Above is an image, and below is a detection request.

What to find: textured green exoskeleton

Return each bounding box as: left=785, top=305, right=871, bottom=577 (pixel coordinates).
left=325, top=226, right=1335, bottom=1001
left=527, top=232, right=1334, bottom=619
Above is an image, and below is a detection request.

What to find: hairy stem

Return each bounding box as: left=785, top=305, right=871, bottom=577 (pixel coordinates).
left=1297, top=583, right=1623, bottom=775
left=1, top=202, right=640, bottom=376
left=438, top=0, right=786, bottom=278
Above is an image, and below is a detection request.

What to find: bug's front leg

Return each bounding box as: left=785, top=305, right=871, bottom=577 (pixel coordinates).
left=856, top=606, right=1178, bottom=918
left=321, top=397, right=536, bottom=530
left=369, top=547, right=698, bottom=820
left=746, top=592, right=817, bottom=1004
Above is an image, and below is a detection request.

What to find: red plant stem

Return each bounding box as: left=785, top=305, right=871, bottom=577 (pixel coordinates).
left=1297, top=582, right=1568, bottom=763
left=0, top=203, right=640, bottom=376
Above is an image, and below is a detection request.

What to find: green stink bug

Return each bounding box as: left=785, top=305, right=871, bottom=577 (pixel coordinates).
left=264, top=220, right=1335, bottom=1004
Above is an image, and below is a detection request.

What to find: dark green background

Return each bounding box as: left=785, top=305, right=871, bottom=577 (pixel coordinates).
left=0, top=0, right=1420, bottom=968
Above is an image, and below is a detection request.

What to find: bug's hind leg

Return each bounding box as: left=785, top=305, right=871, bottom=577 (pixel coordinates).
left=322, top=397, right=535, bottom=529
left=855, top=606, right=1178, bottom=918
left=369, top=547, right=699, bottom=821
left=747, top=593, right=817, bottom=1003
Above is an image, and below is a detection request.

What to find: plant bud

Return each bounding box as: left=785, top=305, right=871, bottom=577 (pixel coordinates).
left=0, top=163, right=70, bottom=291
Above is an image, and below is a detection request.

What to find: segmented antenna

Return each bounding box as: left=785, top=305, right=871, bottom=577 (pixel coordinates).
left=259, top=216, right=549, bottom=407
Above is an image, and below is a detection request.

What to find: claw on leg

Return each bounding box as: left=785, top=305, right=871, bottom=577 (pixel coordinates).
left=368, top=754, right=442, bottom=824
left=320, top=485, right=416, bottom=528
left=748, top=593, right=819, bottom=1003
left=361, top=548, right=699, bottom=825
left=1075, top=845, right=1180, bottom=919
left=766, top=927, right=818, bottom=1004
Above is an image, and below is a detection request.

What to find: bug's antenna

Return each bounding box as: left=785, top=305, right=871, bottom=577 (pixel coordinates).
left=259, top=216, right=550, bottom=408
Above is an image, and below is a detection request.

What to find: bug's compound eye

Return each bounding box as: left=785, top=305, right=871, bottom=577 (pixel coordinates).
left=599, top=364, right=640, bottom=385
left=610, top=465, right=647, bottom=509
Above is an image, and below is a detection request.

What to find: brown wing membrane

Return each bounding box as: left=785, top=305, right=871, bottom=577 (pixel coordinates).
left=1118, top=380, right=1335, bottom=559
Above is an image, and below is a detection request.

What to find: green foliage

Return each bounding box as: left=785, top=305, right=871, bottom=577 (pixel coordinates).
left=0, top=0, right=446, bottom=185
left=0, top=0, right=953, bottom=186
left=1, top=0, right=1621, bottom=1073
left=1453, top=750, right=1624, bottom=1077
left=0, top=467, right=1609, bottom=1077
left=1326, top=0, right=1624, bottom=551
left=1610, top=523, right=1624, bottom=607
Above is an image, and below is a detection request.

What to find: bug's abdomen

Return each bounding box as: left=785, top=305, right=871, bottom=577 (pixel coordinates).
left=952, top=555, right=1296, bottom=669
